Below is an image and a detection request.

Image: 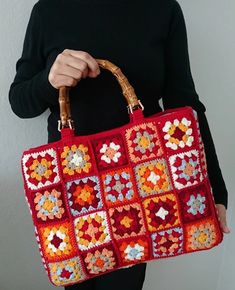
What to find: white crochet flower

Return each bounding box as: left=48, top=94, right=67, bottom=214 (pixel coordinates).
left=125, top=244, right=145, bottom=261
left=100, top=142, right=121, bottom=163
left=162, top=118, right=194, bottom=150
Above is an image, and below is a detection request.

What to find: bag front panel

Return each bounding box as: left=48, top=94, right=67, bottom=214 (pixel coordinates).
left=21, top=106, right=223, bottom=287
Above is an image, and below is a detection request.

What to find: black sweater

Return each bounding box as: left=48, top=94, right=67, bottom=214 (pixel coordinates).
left=8, top=0, right=228, bottom=209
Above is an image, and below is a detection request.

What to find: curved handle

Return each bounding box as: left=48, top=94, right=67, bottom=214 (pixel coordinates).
left=58, top=59, right=143, bottom=130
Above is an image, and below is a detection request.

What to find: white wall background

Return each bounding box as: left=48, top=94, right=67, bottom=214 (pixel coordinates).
left=1, top=0, right=234, bottom=290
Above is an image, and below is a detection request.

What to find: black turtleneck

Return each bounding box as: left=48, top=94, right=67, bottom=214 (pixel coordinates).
left=8, top=0, right=228, bottom=209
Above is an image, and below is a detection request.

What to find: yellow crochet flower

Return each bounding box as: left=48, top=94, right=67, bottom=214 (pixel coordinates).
left=61, top=144, right=91, bottom=175
left=30, top=158, right=52, bottom=181
left=120, top=216, right=134, bottom=228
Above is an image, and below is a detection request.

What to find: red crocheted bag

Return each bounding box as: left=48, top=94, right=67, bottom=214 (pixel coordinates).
left=21, top=59, right=223, bottom=287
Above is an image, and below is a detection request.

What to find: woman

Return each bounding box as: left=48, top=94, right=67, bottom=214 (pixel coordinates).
left=8, top=0, right=230, bottom=289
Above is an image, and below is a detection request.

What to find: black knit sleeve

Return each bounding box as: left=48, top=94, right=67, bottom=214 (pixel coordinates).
left=162, top=0, right=228, bottom=209
left=8, top=2, right=59, bottom=118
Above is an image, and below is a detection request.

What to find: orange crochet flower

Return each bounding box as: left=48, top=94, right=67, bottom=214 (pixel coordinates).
left=73, top=184, right=95, bottom=206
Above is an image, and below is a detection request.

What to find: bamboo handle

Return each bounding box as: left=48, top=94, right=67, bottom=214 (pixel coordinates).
left=58, top=59, right=141, bottom=130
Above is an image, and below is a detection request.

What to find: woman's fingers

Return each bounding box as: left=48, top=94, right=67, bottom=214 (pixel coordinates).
left=216, top=204, right=231, bottom=234
left=49, top=73, right=79, bottom=88
left=53, top=63, right=85, bottom=81
left=63, top=49, right=100, bottom=77
left=58, top=51, right=88, bottom=78
left=48, top=49, right=100, bottom=89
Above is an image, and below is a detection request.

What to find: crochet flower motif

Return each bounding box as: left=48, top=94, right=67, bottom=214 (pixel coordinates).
left=125, top=122, right=163, bottom=163
left=102, top=168, right=137, bottom=206
left=74, top=184, right=94, bottom=206
left=143, top=193, right=180, bottom=232
left=39, top=223, right=76, bottom=261
left=178, top=185, right=210, bottom=222
left=186, top=219, right=217, bottom=251
left=109, top=203, right=146, bottom=239
left=61, top=144, right=92, bottom=176
left=169, top=150, right=202, bottom=189
left=119, top=238, right=149, bottom=264
left=187, top=194, right=206, bottom=215
left=66, top=176, right=103, bottom=216
left=23, top=149, right=60, bottom=190
left=151, top=227, right=183, bottom=257
left=179, top=159, right=198, bottom=179
left=133, top=130, right=155, bottom=154
left=93, top=135, right=127, bottom=170
left=34, top=188, right=65, bottom=222
left=74, top=211, right=111, bottom=251
left=135, top=158, right=172, bottom=197
left=100, top=142, right=121, bottom=163
left=162, top=118, right=194, bottom=150
left=48, top=257, right=86, bottom=286
left=30, top=158, right=53, bottom=181
left=84, top=247, right=116, bottom=274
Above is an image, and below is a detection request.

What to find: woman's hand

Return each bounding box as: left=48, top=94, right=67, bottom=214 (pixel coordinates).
left=48, top=49, right=100, bottom=89
left=216, top=204, right=231, bottom=234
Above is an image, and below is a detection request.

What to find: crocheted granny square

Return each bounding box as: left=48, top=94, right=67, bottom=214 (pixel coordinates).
left=92, top=134, right=128, bottom=170
left=108, top=202, right=146, bottom=239
left=142, top=193, right=181, bottom=232
left=66, top=176, right=103, bottom=217
left=168, top=149, right=203, bottom=189
left=60, top=142, right=94, bottom=179
left=81, top=243, right=118, bottom=275
left=134, top=158, right=172, bottom=197
left=30, top=185, right=68, bottom=224
left=101, top=167, right=138, bottom=207
left=178, top=183, right=212, bottom=223
left=184, top=217, right=220, bottom=252
left=117, top=235, right=150, bottom=265
left=73, top=211, right=111, bottom=251
left=151, top=227, right=183, bottom=257
left=22, top=148, right=61, bottom=191
left=38, top=221, right=78, bottom=262
left=125, top=122, right=163, bottom=163
left=48, top=257, right=87, bottom=286
left=156, top=113, right=197, bottom=152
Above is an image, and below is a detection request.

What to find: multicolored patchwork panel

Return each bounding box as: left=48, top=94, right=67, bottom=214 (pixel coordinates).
left=21, top=106, right=223, bottom=287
